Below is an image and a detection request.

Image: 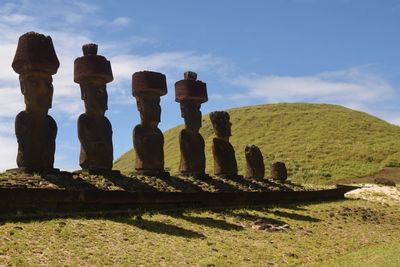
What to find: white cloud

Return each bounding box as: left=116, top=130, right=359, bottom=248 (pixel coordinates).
left=236, top=67, right=396, bottom=105
left=0, top=136, right=17, bottom=171
left=110, top=17, right=130, bottom=27
left=235, top=67, right=400, bottom=124
left=111, top=51, right=231, bottom=83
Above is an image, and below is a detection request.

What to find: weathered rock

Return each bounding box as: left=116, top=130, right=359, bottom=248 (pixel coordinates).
left=74, top=43, right=114, bottom=172
left=11, top=32, right=59, bottom=173
left=175, top=71, right=208, bottom=178
left=270, top=161, right=287, bottom=182
left=245, top=144, right=265, bottom=179
left=132, top=71, right=168, bottom=177
left=210, top=111, right=238, bottom=178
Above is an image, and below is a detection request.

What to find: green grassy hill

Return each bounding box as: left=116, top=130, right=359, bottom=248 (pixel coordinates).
left=114, top=103, right=400, bottom=183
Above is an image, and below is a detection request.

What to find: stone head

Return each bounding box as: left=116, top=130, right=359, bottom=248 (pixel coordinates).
left=80, top=77, right=108, bottom=116
left=245, top=144, right=262, bottom=159
left=74, top=43, right=113, bottom=116
left=19, top=72, right=53, bottom=116
left=180, top=101, right=202, bottom=132
left=209, top=111, right=232, bottom=139
left=136, top=93, right=161, bottom=129
left=12, top=32, right=59, bottom=116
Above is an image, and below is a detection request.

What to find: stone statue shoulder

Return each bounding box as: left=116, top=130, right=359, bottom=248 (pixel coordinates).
left=212, top=137, right=230, bottom=147
left=78, top=113, right=111, bottom=126
left=133, top=124, right=162, bottom=136
left=46, top=114, right=57, bottom=131
left=181, top=129, right=204, bottom=143
left=15, top=110, right=30, bottom=124
left=77, top=113, right=91, bottom=124
left=16, top=111, right=57, bottom=131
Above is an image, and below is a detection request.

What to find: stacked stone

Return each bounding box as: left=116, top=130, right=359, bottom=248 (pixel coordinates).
left=11, top=32, right=60, bottom=173
left=132, top=71, right=169, bottom=178
left=74, top=43, right=115, bottom=174
left=175, top=71, right=208, bottom=178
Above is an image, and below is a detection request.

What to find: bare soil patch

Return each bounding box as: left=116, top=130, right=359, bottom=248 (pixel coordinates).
left=330, top=167, right=400, bottom=185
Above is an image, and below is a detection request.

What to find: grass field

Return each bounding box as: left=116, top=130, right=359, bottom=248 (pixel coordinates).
left=114, top=103, right=400, bottom=184
left=0, top=199, right=399, bottom=266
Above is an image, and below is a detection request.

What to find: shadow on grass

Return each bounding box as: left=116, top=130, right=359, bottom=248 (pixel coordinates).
left=229, top=211, right=288, bottom=226
left=272, top=210, right=321, bottom=222
left=41, top=172, right=99, bottom=190
left=103, top=175, right=157, bottom=192
left=231, top=205, right=321, bottom=222
left=161, top=176, right=204, bottom=192
left=198, top=177, right=240, bottom=192
left=111, top=216, right=205, bottom=239
left=229, top=176, right=268, bottom=191
left=165, top=211, right=243, bottom=231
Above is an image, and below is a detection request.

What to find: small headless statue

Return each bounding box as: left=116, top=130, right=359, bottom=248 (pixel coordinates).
left=210, top=111, right=239, bottom=178
left=11, top=32, right=59, bottom=173
left=175, top=71, right=208, bottom=178
left=245, top=144, right=265, bottom=179
left=74, top=44, right=114, bottom=173
left=132, top=71, right=169, bottom=177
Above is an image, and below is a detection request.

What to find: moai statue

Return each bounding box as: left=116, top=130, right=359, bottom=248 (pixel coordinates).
left=175, top=71, right=208, bottom=178
left=11, top=32, right=59, bottom=173
left=74, top=43, right=115, bottom=174
left=210, top=111, right=239, bottom=178
left=270, top=161, right=287, bottom=182
left=132, top=71, right=169, bottom=177
left=245, top=144, right=265, bottom=179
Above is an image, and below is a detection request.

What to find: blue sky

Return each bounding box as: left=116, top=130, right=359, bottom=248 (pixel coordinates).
left=0, top=0, right=399, bottom=171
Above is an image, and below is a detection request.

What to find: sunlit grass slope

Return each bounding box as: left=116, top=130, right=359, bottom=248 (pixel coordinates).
left=1, top=200, right=399, bottom=266
left=114, top=103, right=400, bottom=183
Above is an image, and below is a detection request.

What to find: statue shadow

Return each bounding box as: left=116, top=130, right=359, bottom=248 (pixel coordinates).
left=40, top=172, right=99, bottom=190
left=228, top=176, right=270, bottom=191
left=228, top=210, right=288, bottom=226
left=228, top=206, right=321, bottom=223
left=197, top=177, right=240, bottom=192
left=110, top=216, right=205, bottom=239
left=271, top=210, right=321, bottom=222
left=0, top=212, right=205, bottom=239
left=163, top=211, right=243, bottom=231
left=102, top=174, right=157, bottom=192
left=261, top=180, right=296, bottom=191
left=161, top=175, right=205, bottom=192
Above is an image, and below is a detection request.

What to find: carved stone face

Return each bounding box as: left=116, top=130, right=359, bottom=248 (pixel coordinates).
left=210, top=111, right=232, bottom=139
left=20, top=72, right=53, bottom=116
left=136, top=94, right=161, bottom=129
left=80, top=78, right=108, bottom=116
left=180, top=102, right=201, bottom=132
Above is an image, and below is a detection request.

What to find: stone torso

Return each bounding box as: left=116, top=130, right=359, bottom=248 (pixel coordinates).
left=78, top=114, right=113, bottom=170
left=15, top=111, right=57, bottom=169
left=133, top=124, right=164, bottom=171
left=212, top=137, right=238, bottom=177
left=179, top=129, right=205, bottom=174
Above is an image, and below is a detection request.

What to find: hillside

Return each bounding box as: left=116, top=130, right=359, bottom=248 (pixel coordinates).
left=114, top=103, right=400, bottom=183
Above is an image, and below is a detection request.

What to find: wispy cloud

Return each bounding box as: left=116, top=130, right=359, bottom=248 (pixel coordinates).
left=110, top=17, right=130, bottom=27
left=235, top=67, right=400, bottom=124
left=236, top=67, right=395, bottom=104
left=111, top=51, right=231, bottom=82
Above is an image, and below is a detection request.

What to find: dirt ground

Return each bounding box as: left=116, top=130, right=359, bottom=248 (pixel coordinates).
left=330, top=167, right=400, bottom=185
